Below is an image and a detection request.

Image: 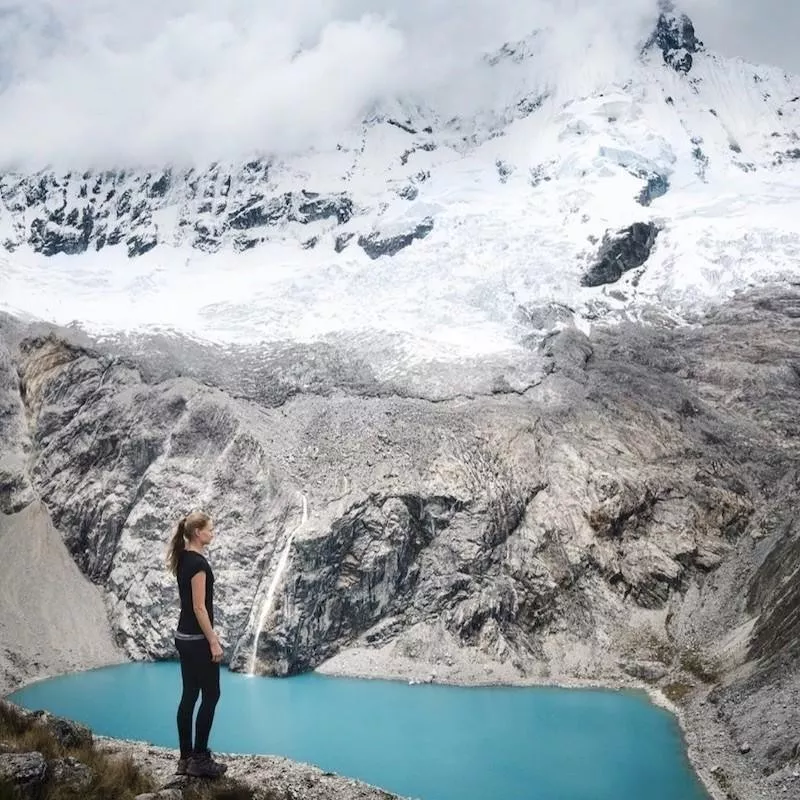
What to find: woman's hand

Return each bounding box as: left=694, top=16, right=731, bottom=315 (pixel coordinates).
left=210, top=636, right=224, bottom=663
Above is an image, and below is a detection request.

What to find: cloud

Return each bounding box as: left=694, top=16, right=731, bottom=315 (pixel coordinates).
left=0, top=1, right=794, bottom=169
left=682, top=0, right=800, bottom=76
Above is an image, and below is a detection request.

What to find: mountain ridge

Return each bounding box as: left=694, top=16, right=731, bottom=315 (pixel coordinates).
left=1, top=9, right=798, bottom=372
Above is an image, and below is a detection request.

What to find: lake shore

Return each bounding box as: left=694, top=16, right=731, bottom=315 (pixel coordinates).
left=3, top=648, right=774, bottom=800
left=315, top=647, right=773, bottom=800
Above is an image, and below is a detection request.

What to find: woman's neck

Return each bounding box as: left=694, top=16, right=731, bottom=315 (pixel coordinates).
left=185, top=543, right=205, bottom=554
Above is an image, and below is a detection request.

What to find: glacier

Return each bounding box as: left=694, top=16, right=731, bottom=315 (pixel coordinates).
left=0, top=10, right=798, bottom=392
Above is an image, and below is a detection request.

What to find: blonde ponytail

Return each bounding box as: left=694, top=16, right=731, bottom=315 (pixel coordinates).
left=167, top=512, right=210, bottom=574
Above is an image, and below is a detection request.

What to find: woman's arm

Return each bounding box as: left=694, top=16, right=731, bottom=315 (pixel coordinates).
left=191, top=571, right=223, bottom=662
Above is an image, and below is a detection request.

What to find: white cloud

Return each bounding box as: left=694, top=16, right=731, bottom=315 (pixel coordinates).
left=0, top=0, right=794, bottom=169
left=682, top=0, right=800, bottom=76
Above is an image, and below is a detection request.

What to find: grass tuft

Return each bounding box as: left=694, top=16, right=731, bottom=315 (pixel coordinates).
left=662, top=681, right=694, bottom=704
left=0, top=701, right=286, bottom=800
left=0, top=701, right=150, bottom=799
left=678, top=649, right=721, bottom=684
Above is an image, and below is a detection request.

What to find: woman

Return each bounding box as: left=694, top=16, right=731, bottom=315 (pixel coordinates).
left=167, top=511, right=227, bottom=778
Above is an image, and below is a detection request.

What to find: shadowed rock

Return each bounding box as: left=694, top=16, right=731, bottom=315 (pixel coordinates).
left=0, top=168, right=354, bottom=257
left=638, top=174, right=670, bottom=206
left=645, top=6, right=703, bottom=74
left=0, top=752, right=47, bottom=797
left=581, top=222, right=660, bottom=287
left=358, top=218, right=434, bottom=259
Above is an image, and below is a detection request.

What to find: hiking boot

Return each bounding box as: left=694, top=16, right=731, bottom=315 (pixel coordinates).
left=187, top=751, right=228, bottom=778
left=176, top=757, right=189, bottom=775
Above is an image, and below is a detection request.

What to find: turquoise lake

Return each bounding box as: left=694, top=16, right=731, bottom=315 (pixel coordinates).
left=7, top=664, right=709, bottom=800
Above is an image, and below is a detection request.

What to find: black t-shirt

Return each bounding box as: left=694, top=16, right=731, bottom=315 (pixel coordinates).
left=176, top=550, right=214, bottom=635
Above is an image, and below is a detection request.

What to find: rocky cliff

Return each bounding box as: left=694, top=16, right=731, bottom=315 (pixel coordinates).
left=1, top=285, right=799, bottom=799
left=0, top=166, right=362, bottom=258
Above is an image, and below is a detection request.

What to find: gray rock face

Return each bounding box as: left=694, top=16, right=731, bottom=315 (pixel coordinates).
left=0, top=342, right=34, bottom=514
left=0, top=752, right=47, bottom=797
left=16, top=335, right=188, bottom=583
left=581, top=222, right=660, bottom=287
left=1, top=287, right=800, bottom=799
left=748, top=487, right=800, bottom=669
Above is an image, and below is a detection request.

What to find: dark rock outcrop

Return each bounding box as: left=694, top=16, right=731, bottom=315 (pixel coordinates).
left=334, top=232, right=355, bottom=253
left=0, top=168, right=354, bottom=257
left=28, top=207, right=95, bottom=256
left=49, top=757, right=93, bottom=792
left=581, top=222, right=660, bottom=287
left=358, top=218, right=434, bottom=259
left=638, top=174, right=670, bottom=206
left=299, top=191, right=353, bottom=225
left=645, top=7, right=703, bottom=74
left=225, top=191, right=353, bottom=230
left=774, top=148, right=800, bottom=166
left=30, top=711, right=93, bottom=749
left=397, top=184, right=419, bottom=201
left=149, top=171, right=172, bottom=198
left=127, top=231, right=158, bottom=257
left=238, top=493, right=472, bottom=673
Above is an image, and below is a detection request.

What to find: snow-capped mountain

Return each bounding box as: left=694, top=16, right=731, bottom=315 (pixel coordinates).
left=1, top=8, right=799, bottom=377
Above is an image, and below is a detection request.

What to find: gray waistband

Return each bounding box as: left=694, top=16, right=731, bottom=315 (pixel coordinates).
left=175, top=631, right=206, bottom=641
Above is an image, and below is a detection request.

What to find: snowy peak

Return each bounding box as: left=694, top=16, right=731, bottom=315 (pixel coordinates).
left=1, top=10, right=799, bottom=370
left=645, top=6, right=703, bottom=74
left=1, top=6, right=792, bottom=265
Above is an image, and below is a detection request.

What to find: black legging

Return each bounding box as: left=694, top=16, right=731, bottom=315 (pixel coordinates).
left=175, top=638, right=221, bottom=758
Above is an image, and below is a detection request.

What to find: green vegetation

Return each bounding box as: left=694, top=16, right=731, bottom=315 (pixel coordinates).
left=0, top=699, right=155, bottom=800
left=710, top=765, right=742, bottom=800
left=661, top=682, right=694, bottom=704
left=678, top=649, right=721, bottom=684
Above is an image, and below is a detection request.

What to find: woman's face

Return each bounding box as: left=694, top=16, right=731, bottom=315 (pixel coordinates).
left=196, top=520, right=215, bottom=547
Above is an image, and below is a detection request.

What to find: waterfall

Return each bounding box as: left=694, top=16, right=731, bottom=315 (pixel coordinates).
left=247, top=492, right=308, bottom=675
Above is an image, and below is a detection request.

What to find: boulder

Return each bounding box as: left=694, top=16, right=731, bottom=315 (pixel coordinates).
left=48, top=756, right=93, bottom=791
left=0, top=752, right=47, bottom=798
left=638, top=174, right=670, bottom=206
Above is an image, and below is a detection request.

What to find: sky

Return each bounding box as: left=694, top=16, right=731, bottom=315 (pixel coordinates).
left=0, top=0, right=796, bottom=168
left=683, top=0, right=800, bottom=76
